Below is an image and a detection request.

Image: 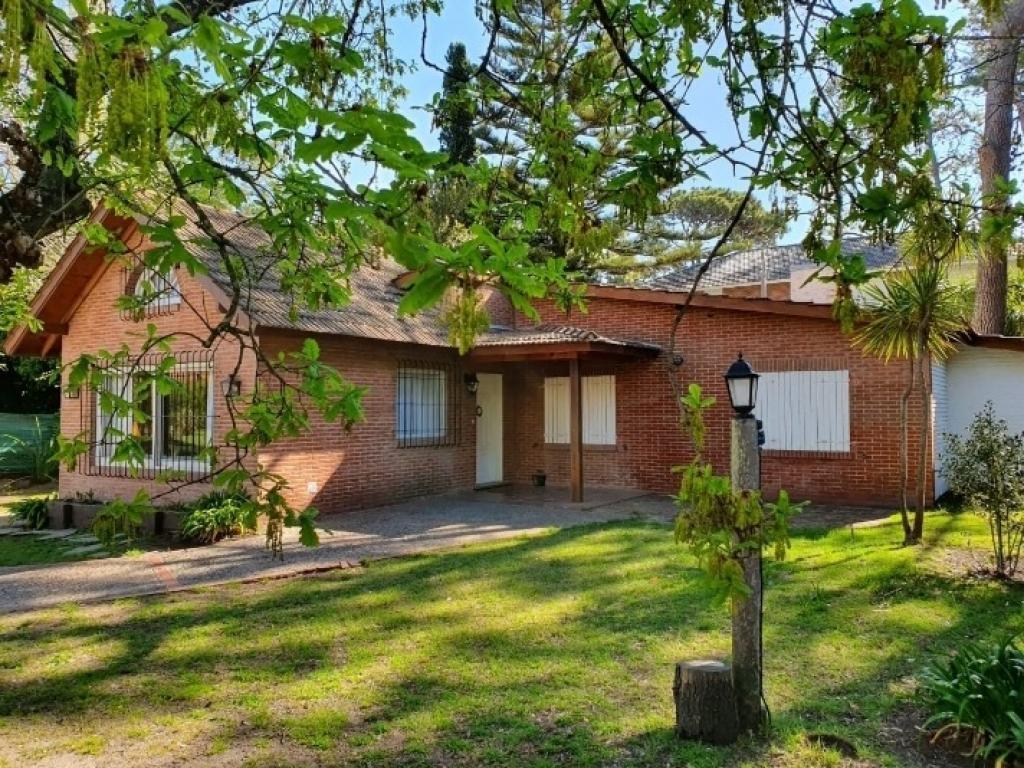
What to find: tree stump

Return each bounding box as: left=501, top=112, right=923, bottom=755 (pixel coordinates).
left=673, top=660, right=739, bottom=745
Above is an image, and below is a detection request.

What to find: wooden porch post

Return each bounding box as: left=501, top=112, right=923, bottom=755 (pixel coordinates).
left=569, top=355, right=583, bottom=503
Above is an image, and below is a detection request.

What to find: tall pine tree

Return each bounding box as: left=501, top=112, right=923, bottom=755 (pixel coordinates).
left=436, top=42, right=476, bottom=168
left=475, top=2, right=786, bottom=276
left=476, top=0, right=661, bottom=272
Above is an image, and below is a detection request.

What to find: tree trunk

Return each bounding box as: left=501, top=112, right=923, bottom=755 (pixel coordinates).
left=974, top=1, right=1024, bottom=334
left=913, top=354, right=931, bottom=543
left=994, top=512, right=1006, bottom=576
left=0, top=0, right=261, bottom=280
left=899, top=359, right=914, bottom=543
left=673, top=660, right=739, bottom=745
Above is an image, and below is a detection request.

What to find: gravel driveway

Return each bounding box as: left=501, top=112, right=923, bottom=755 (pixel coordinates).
left=0, top=489, right=673, bottom=614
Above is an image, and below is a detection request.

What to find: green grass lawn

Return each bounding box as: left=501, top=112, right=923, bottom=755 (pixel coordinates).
left=0, top=487, right=78, bottom=566
left=0, top=511, right=1020, bottom=768
left=0, top=487, right=118, bottom=566
left=0, top=535, right=93, bottom=566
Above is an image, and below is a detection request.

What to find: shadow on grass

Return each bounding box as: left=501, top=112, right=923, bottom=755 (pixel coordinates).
left=0, top=515, right=1021, bottom=767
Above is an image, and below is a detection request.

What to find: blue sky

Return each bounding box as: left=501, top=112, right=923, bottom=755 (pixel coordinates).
left=383, top=2, right=967, bottom=246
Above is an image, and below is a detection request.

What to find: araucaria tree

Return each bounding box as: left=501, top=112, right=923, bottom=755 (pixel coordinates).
left=0, top=0, right=957, bottom=544
left=435, top=42, right=476, bottom=169
left=943, top=402, right=1024, bottom=578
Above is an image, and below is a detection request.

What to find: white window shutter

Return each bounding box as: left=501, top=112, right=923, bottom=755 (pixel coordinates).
left=544, top=377, right=570, bottom=443
left=583, top=375, right=616, bottom=445
left=756, top=370, right=849, bottom=452
left=545, top=375, right=616, bottom=445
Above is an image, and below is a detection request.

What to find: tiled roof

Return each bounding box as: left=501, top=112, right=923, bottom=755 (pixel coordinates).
left=173, top=207, right=658, bottom=353
left=476, top=325, right=661, bottom=352
left=636, top=239, right=901, bottom=293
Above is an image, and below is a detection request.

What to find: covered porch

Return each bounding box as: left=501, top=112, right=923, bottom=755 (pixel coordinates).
left=465, top=325, right=661, bottom=504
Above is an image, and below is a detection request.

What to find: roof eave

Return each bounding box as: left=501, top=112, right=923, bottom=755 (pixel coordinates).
left=467, top=339, right=660, bottom=362
left=3, top=203, right=258, bottom=358
left=960, top=329, right=1024, bottom=352
left=585, top=284, right=835, bottom=319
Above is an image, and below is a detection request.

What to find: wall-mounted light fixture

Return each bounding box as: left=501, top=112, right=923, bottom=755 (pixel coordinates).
left=221, top=374, right=242, bottom=398
left=463, top=373, right=479, bottom=395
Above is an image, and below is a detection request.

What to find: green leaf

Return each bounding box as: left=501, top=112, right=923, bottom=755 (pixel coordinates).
left=398, top=269, right=449, bottom=316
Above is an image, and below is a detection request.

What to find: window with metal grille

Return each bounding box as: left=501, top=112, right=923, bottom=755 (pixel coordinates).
left=120, top=264, right=182, bottom=319
left=543, top=375, right=617, bottom=445
left=756, top=369, right=850, bottom=453
left=395, top=361, right=460, bottom=447
left=82, top=350, right=215, bottom=479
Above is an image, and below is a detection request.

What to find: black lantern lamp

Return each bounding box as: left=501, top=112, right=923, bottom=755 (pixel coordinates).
left=724, top=353, right=759, bottom=416
left=463, top=373, right=480, bottom=395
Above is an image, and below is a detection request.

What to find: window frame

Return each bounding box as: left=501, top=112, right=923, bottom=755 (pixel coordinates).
left=394, top=361, right=460, bottom=448
left=120, top=264, right=183, bottom=319
left=93, top=359, right=215, bottom=473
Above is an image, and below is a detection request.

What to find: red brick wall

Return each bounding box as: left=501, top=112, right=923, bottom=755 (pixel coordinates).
left=256, top=332, right=476, bottom=514
left=60, top=247, right=928, bottom=511
left=59, top=229, right=257, bottom=505
left=505, top=296, right=929, bottom=507
left=480, top=285, right=515, bottom=327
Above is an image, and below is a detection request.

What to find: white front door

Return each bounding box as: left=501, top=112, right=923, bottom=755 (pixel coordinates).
left=475, top=373, right=503, bottom=486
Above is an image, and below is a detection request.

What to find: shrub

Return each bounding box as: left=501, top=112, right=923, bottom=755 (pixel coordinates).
left=919, top=638, right=1024, bottom=765
left=91, top=498, right=143, bottom=546
left=179, top=491, right=256, bottom=544
left=0, top=416, right=58, bottom=483
left=942, top=402, right=1024, bottom=578
left=8, top=497, right=50, bottom=530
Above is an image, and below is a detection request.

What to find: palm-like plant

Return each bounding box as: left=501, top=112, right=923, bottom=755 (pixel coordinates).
left=854, top=202, right=971, bottom=544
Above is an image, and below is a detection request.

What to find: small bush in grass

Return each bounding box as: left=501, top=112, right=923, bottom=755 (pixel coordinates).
left=919, top=637, right=1024, bottom=765
left=180, top=492, right=256, bottom=544
left=943, top=402, right=1024, bottom=578
left=9, top=497, right=50, bottom=530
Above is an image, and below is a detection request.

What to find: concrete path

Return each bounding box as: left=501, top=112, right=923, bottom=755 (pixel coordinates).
left=0, top=489, right=673, bottom=615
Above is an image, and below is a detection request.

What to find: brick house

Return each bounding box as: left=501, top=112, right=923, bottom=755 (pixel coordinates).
left=6, top=206, right=1021, bottom=511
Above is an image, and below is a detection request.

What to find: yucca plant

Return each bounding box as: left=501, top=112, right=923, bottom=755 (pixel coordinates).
left=853, top=200, right=971, bottom=544
left=0, top=416, right=59, bottom=483
left=919, top=638, right=1024, bottom=766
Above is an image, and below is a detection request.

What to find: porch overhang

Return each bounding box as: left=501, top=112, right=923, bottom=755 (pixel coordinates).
left=467, top=325, right=660, bottom=505
left=466, top=340, right=660, bottom=362
left=466, top=325, right=661, bottom=363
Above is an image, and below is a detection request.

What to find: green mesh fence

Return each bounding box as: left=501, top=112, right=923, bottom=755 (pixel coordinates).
left=0, top=413, right=58, bottom=476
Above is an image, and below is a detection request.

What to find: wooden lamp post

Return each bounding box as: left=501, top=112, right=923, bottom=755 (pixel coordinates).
left=674, top=353, right=764, bottom=742
left=723, top=353, right=764, bottom=734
